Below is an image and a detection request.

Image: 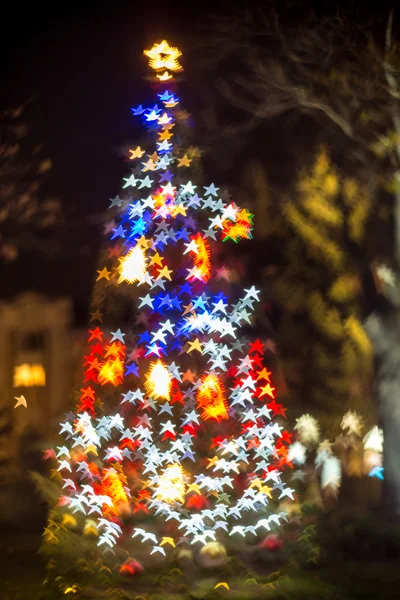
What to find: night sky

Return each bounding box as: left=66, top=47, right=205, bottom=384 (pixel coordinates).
left=1, top=1, right=397, bottom=322
left=1, top=2, right=209, bottom=319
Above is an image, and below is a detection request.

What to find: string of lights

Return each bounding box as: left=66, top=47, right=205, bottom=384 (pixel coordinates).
left=56, top=41, right=293, bottom=557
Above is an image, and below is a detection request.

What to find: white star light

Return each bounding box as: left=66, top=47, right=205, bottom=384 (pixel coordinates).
left=60, top=82, right=292, bottom=555
left=294, top=414, right=320, bottom=445
left=363, top=426, right=384, bottom=452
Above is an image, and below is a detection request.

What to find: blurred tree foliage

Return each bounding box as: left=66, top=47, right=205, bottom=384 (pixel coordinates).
left=193, top=8, right=400, bottom=418
left=194, top=6, right=400, bottom=513
left=240, top=151, right=377, bottom=422
left=0, top=100, right=62, bottom=261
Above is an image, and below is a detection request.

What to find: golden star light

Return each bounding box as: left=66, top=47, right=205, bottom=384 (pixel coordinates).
left=97, top=356, right=124, bottom=386
left=144, top=40, right=183, bottom=81
left=196, top=374, right=229, bottom=421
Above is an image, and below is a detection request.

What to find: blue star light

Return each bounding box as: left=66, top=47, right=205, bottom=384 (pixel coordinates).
left=111, top=225, right=126, bottom=240
left=131, top=105, right=146, bottom=115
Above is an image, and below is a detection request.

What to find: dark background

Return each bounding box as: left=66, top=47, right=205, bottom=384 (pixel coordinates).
left=0, top=0, right=396, bottom=320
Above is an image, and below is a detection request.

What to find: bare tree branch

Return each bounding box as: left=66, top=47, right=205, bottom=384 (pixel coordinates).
left=197, top=8, right=399, bottom=165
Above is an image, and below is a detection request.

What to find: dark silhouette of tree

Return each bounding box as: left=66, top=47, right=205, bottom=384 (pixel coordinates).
left=0, top=100, right=61, bottom=260
left=198, top=8, right=400, bottom=516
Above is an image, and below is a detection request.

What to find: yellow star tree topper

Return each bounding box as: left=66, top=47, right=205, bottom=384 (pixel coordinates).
left=144, top=40, right=183, bottom=81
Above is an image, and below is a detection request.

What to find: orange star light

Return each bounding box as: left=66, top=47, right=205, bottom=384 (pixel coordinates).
left=188, top=233, right=211, bottom=282
left=101, top=468, right=129, bottom=516
left=196, top=374, right=229, bottom=422
left=96, top=267, right=111, bottom=281
left=98, top=341, right=126, bottom=386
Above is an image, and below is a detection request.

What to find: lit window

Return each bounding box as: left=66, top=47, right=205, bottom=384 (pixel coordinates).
left=13, top=363, right=46, bottom=387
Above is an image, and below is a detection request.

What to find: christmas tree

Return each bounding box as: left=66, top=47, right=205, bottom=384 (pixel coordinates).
left=53, top=41, right=293, bottom=569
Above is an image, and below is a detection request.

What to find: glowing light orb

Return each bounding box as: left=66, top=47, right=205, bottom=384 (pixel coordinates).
left=145, top=360, right=171, bottom=400
left=155, top=463, right=186, bottom=504
left=13, top=363, right=46, bottom=387
left=118, top=245, right=147, bottom=285
left=199, top=542, right=228, bottom=568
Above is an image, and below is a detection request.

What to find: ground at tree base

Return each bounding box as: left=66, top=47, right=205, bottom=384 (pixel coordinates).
left=3, top=520, right=400, bottom=600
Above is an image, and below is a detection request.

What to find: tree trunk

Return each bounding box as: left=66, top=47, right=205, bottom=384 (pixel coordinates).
left=364, top=311, right=400, bottom=517
left=381, top=396, right=400, bottom=516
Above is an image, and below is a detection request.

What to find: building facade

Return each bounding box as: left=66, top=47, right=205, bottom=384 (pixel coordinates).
left=0, top=292, right=80, bottom=483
